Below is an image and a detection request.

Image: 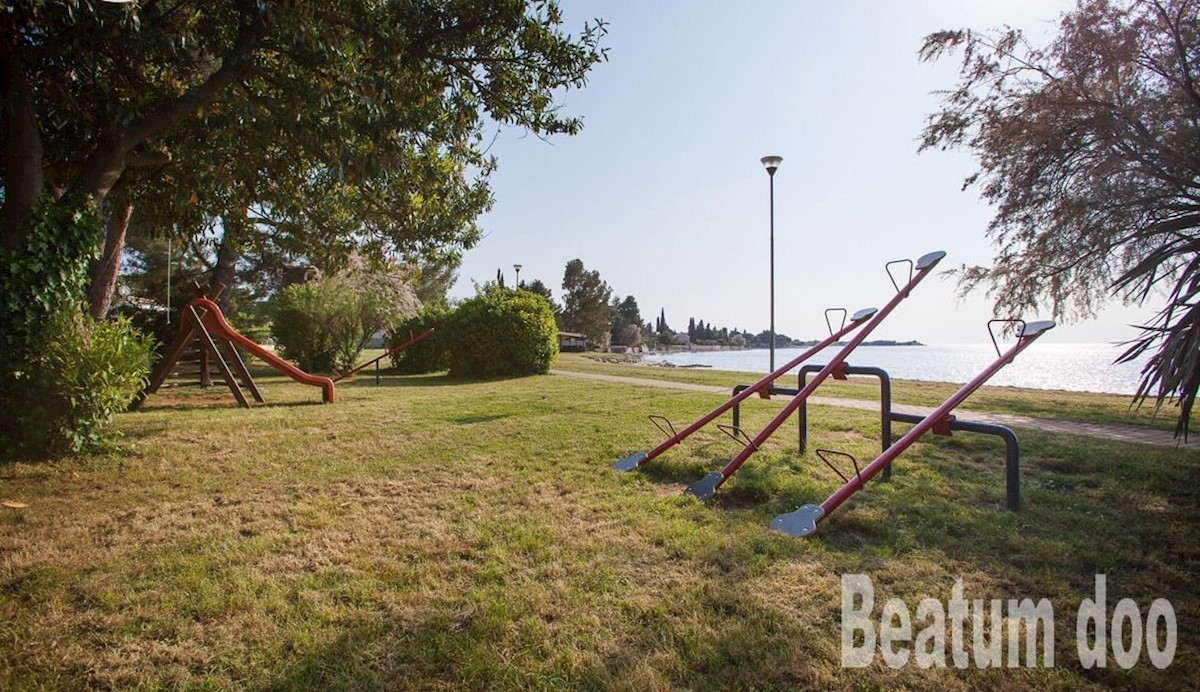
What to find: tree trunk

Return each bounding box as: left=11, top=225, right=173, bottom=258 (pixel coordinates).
left=87, top=199, right=134, bottom=319
left=1, top=41, right=44, bottom=250
left=213, top=231, right=241, bottom=312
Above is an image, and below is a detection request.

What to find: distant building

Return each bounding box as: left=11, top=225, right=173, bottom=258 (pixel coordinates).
left=557, top=331, right=587, bottom=352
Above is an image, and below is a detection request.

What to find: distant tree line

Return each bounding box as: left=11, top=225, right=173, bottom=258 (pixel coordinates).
left=510, top=258, right=792, bottom=351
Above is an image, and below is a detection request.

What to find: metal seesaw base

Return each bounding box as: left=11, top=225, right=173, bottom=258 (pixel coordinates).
left=607, top=303, right=889, bottom=475
left=613, top=452, right=648, bottom=472
left=769, top=504, right=825, bottom=537
left=684, top=471, right=723, bottom=500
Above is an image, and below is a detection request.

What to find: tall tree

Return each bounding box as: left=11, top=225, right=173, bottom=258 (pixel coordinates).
left=2, top=0, right=607, bottom=315
left=560, top=259, right=611, bottom=347
left=609, top=295, right=643, bottom=346
left=920, top=0, right=1200, bottom=436
left=522, top=278, right=558, bottom=314
left=411, top=251, right=462, bottom=309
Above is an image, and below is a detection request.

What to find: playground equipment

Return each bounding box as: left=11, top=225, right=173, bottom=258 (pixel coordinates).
left=680, top=250, right=947, bottom=500
left=770, top=319, right=1055, bottom=537
left=794, top=363, right=1023, bottom=510
left=332, top=328, right=436, bottom=384
left=612, top=250, right=946, bottom=476
left=729, top=362, right=1024, bottom=509
left=611, top=306, right=877, bottom=472
left=131, top=287, right=335, bottom=408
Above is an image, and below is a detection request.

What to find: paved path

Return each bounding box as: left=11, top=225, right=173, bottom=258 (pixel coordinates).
left=551, top=370, right=1199, bottom=450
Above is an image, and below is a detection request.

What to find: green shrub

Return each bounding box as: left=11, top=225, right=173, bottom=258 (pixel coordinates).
left=237, top=324, right=274, bottom=347
left=110, top=301, right=174, bottom=359
left=0, top=197, right=101, bottom=372
left=0, top=197, right=154, bottom=458
left=444, top=288, right=558, bottom=378
left=388, top=305, right=450, bottom=374
left=3, top=308, right=154, bottom=458
left=270, top=281, right=351, bottom=373
left=271, top=264, right=418, bottom=373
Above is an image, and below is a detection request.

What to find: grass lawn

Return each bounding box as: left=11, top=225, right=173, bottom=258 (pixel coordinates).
left=1, top=362, right=1197, bottom=689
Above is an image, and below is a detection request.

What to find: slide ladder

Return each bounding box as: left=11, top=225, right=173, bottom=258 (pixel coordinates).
left=770, top=319, right=1055, bottom=537
left=683, top=250, right=947, bottom=499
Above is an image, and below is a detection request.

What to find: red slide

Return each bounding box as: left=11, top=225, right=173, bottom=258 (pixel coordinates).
left=191, top=297, right=336, bottom=403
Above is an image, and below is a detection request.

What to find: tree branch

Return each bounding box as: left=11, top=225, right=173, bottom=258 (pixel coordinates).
left=74, top=2, right=269, bottom=204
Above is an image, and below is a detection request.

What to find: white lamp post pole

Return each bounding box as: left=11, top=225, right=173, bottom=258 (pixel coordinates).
left=761, top=155, right=783, bottom=372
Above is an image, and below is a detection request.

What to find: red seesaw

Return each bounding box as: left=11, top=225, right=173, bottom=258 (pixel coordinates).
left=681, top=250, right=948, bottom=499
left=612, top=250, right=946, bottom=479
left=770, top=318, right=1055, bottom=537
left=332, top=328, right=435, bottom=383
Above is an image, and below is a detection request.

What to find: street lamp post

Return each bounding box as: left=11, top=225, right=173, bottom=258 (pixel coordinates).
left=513, top=264, right=523, bottom=287
left=761, top=155, right=783, bottom=372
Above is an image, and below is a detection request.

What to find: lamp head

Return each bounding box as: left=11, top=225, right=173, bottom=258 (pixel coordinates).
left=760, top=155, right=783, bottom=175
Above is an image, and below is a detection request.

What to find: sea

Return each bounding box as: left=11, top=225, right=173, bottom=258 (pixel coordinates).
left=642, top=343, right=1151, bottom=395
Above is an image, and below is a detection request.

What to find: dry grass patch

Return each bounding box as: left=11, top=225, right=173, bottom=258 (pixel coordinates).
left=0, top=366, right=1197, bottom=689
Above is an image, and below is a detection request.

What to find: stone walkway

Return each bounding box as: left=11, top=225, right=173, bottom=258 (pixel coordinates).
left=551, top=369, right=1199, bottom=450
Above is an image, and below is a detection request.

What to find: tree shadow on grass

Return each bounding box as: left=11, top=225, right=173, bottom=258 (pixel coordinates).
left=445, top=413, right=512, bottom=425
left=634, top=452, right=722, bottom=487
left=250, top=432, right=1200, bottom=690
left=262, top=578, right=835, bottom=690
left=339, top=372, right=561, bottom=391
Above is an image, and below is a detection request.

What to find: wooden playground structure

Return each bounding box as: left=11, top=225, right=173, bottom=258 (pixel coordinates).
left=130, top=284, right=335, bottom=409
left=131, top=284, right=439, bottom=409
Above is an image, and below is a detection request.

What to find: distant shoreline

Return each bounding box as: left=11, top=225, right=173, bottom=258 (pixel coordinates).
left=639, top=339, right=924, bottom=355
left=636, top=342, right=1148, bottom=395
left=797, top=339, right=924, bottom=348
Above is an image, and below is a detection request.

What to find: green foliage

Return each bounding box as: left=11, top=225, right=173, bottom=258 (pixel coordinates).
left=0, top=198, right=101, bottom=370
left=522, top=278, right=557, bottom=312
left=920, top=0, right=1200, bottom=436
left=228, top=298, right=274, bottom=346
left=110, top=231, right=202, bottom=350
left=444, top=288, right=558, bottom=378
left=272, top=266, right=418, bottom=373
left=2, top=310, right=154, bottom=458
left=559, top=259, right=612, bottom=348
left=410, top=252, right=462, bottom=309
left=271, top=282, right=356, bottom=374
left=609, top=295, right=643, bottom=346
left=388, top=305, right=451, bottom=375
left=6, top=0, right=607, bottom=304
left=0, top=197, right=152, bottom=458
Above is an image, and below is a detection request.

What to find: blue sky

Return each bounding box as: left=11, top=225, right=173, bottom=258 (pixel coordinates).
left=448, top=0, right=1159, bottom=345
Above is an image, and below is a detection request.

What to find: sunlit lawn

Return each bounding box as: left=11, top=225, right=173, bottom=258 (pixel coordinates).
left=0, top=362, right=1196, bottom=689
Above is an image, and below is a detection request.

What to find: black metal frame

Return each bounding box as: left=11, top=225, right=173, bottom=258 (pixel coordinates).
left=730, top=363, right=1023, bottom=511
